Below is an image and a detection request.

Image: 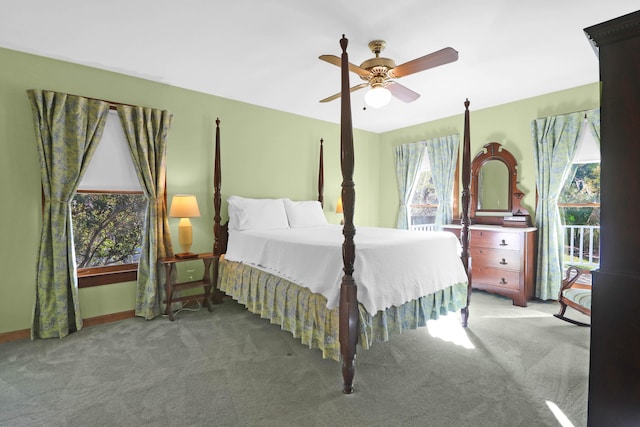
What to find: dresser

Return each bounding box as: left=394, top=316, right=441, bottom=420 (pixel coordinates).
left=444, top=224, right=537, bottom=307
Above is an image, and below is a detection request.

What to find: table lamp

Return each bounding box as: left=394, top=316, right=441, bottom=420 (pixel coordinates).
left=169, top=194, right=201, bottom=258
left=336, top=196, right=344, bottom=225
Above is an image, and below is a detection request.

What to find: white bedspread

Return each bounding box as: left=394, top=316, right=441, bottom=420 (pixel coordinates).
left=224, top=225, right=468, bottom=314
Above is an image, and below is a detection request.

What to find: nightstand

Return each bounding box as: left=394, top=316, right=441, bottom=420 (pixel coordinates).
left=158, top=252, right=215, bottom=320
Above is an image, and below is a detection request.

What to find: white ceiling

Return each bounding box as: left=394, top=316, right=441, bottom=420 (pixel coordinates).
left=1, top=1, right=637, bottom=133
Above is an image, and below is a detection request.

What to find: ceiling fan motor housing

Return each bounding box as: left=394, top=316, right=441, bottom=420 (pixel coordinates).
left=360, top=40, right=396, bottom=81
left=360, top=57, right=396, bottom=73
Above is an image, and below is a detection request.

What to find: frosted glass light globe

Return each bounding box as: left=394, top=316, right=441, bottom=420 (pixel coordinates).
left=364, top=86, right=391, bottom=108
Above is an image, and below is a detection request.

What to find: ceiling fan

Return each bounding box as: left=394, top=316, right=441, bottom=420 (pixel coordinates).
left=319, top=40, right=458, bottom=108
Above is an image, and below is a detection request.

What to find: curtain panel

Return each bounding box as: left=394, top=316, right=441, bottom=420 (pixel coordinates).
left=26, top=89, right=110, bottom=338
left=117, top=105, right=174, bottom=319
left=532, top=109, right=599, bottom=300
left=394, top=142, right=425, bottom=229
left=426, top=135, right=459, bottom=229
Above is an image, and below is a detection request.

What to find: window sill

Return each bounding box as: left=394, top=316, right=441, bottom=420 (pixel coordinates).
left=78, top=264, right=138, bottom=288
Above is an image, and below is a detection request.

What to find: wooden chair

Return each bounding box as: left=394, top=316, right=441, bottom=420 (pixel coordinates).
left=554, top=266, right=592, bottom=327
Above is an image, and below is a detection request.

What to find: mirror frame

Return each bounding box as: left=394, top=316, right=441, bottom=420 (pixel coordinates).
left=470, top=142, right=528, bottom=225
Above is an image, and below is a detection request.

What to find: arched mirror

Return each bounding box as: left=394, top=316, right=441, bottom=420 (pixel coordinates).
left=477, top=160, right=509, bottom=210
left=471, top=142, right=530, bottom=225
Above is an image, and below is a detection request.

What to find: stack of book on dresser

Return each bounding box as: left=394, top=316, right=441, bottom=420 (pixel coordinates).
left=502, top=215, right=532, bottom=228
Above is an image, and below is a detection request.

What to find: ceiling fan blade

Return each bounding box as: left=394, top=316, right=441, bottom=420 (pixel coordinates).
left=319, top=83, right=369, bottom=103
left=319, top=54, right=371, bottom=79
left=389, top=47, right=458, bottom=78
left=387, top=81, right=420, bottom=103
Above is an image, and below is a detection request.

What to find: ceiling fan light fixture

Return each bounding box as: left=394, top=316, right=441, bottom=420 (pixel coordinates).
left=365, top=86, right=391, bottom=108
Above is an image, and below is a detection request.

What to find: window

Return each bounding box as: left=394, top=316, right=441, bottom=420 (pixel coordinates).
left=408, top=149, right=459, bottom=229
left=559, top=120, right=600, bottom=268
left=73, top=110, right=147, bottom=287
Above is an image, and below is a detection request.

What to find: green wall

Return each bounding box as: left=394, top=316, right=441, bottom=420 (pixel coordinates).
left=0, top=47, right=379, bottom=334
left=0, top=45, right=599, bottom=335
left=377, top=84, right=600, bottom=228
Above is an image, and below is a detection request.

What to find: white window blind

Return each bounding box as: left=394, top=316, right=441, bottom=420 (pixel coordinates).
left=573, top=119, right=600, bottom=164
left=78, top=110, right=142, bottom=191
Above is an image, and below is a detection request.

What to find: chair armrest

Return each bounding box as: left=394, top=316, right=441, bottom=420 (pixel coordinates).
left=569, top=283, right=592, bottom=290
left=560, top=266, right=592, bottom=293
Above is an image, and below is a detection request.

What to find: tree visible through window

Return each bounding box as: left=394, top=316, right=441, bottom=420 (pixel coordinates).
left=72, top=192, right=146, bottom=268
left=409, top=151, right=438, bottom=226
left=559, top=162, right=600, bottom=268
left=559, top=162, right=600, bottom=224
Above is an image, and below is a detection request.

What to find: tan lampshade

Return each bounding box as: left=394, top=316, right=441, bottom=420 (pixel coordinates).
left=169, top=194, right=201, bottom=218
left=169, top=195, right=200, bottom=258
left=336, top=197, right=343, bottom=214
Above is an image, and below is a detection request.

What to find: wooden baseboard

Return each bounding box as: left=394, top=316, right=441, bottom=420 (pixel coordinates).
left=0, top=310, right=136, bottom=345
left=0, top=328, right=30, bottom=344
left=82, top=310, right=135, bottom=328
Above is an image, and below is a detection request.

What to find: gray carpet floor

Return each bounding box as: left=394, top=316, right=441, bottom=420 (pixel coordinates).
left=0, top=291, right=590, bottom=427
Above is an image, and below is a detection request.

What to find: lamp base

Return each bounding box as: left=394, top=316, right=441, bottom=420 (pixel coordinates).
left=175, top=252, right=198, bottom=259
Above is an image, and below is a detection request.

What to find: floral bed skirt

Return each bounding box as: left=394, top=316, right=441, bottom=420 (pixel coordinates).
left=217, top=256, right=468, bottom=361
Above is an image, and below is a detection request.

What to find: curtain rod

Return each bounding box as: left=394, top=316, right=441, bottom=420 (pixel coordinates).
left=44, top=89, right=149, bottom=111
left=84, top=95, right=137, bottom=111
left=535, top=107, right=597, bottom=121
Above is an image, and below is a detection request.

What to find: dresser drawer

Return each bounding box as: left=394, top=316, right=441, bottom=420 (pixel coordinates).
left=443, top=225, right=537, bottom=306
left=470, top=247, right=521, bottom=270
left=473, top=267, right=521, bottom=290
left=471, top=229, right=521, bottom=250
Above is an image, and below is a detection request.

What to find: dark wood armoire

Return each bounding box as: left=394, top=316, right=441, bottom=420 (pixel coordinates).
left=584, top=10, right=640, bottom=426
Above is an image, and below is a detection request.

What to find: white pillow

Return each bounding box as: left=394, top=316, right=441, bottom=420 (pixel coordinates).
left=284, top=199, right=328, bottom=228
left=227, top=196, right=290, bottom=231
left=227, top=196, right=241, bottom=230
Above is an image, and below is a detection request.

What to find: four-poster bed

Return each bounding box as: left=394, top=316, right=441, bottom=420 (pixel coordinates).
left=210, top=35, right=472, bottom=394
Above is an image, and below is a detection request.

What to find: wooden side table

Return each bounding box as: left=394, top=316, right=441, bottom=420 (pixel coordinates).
left=158, top=252, right=215, bottom=320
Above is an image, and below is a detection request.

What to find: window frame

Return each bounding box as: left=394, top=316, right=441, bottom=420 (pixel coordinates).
left=74, top=188, right=149, bottom=288
left=408, top=147, right=460, bottom=226
left=78, top=263, right=138, bottom=288
left=558, top=158, right=600, bottom=269
left=558, top=120, right=601, bottom=218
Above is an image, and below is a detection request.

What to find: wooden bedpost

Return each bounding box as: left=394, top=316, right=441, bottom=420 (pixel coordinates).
left=213, top=118, right=222, bottom=256
left=211, top=118, right=227, bottom=304
left=318, top=138, right=324, bottom=207
left=460, top=100, right=473, bottom=327
left=338, top=35, right=358, bottom=394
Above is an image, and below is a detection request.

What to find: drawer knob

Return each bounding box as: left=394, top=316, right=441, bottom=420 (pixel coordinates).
left=499, top=258, right=507, bottom=265
left=500, top=278, right=507, bottom=285
left=500, top=239, right=508, bottom=246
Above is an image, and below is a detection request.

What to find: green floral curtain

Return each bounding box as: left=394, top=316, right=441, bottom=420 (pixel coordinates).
left=532, top=111, right=584, bottom=300
left=426, top=135, right=459, bottom=229
left=27, top=89, right=110, bottom=338
left=394, top=142, right=425, bottom=229
left=117, top=105, right=174, bottom=319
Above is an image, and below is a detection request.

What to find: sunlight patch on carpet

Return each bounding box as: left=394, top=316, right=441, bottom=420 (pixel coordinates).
left=426, top=314, right=474, bottom=349
left=546, top=400, right=575, bottom=427
left=480, top=309, right=551, bottom=319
